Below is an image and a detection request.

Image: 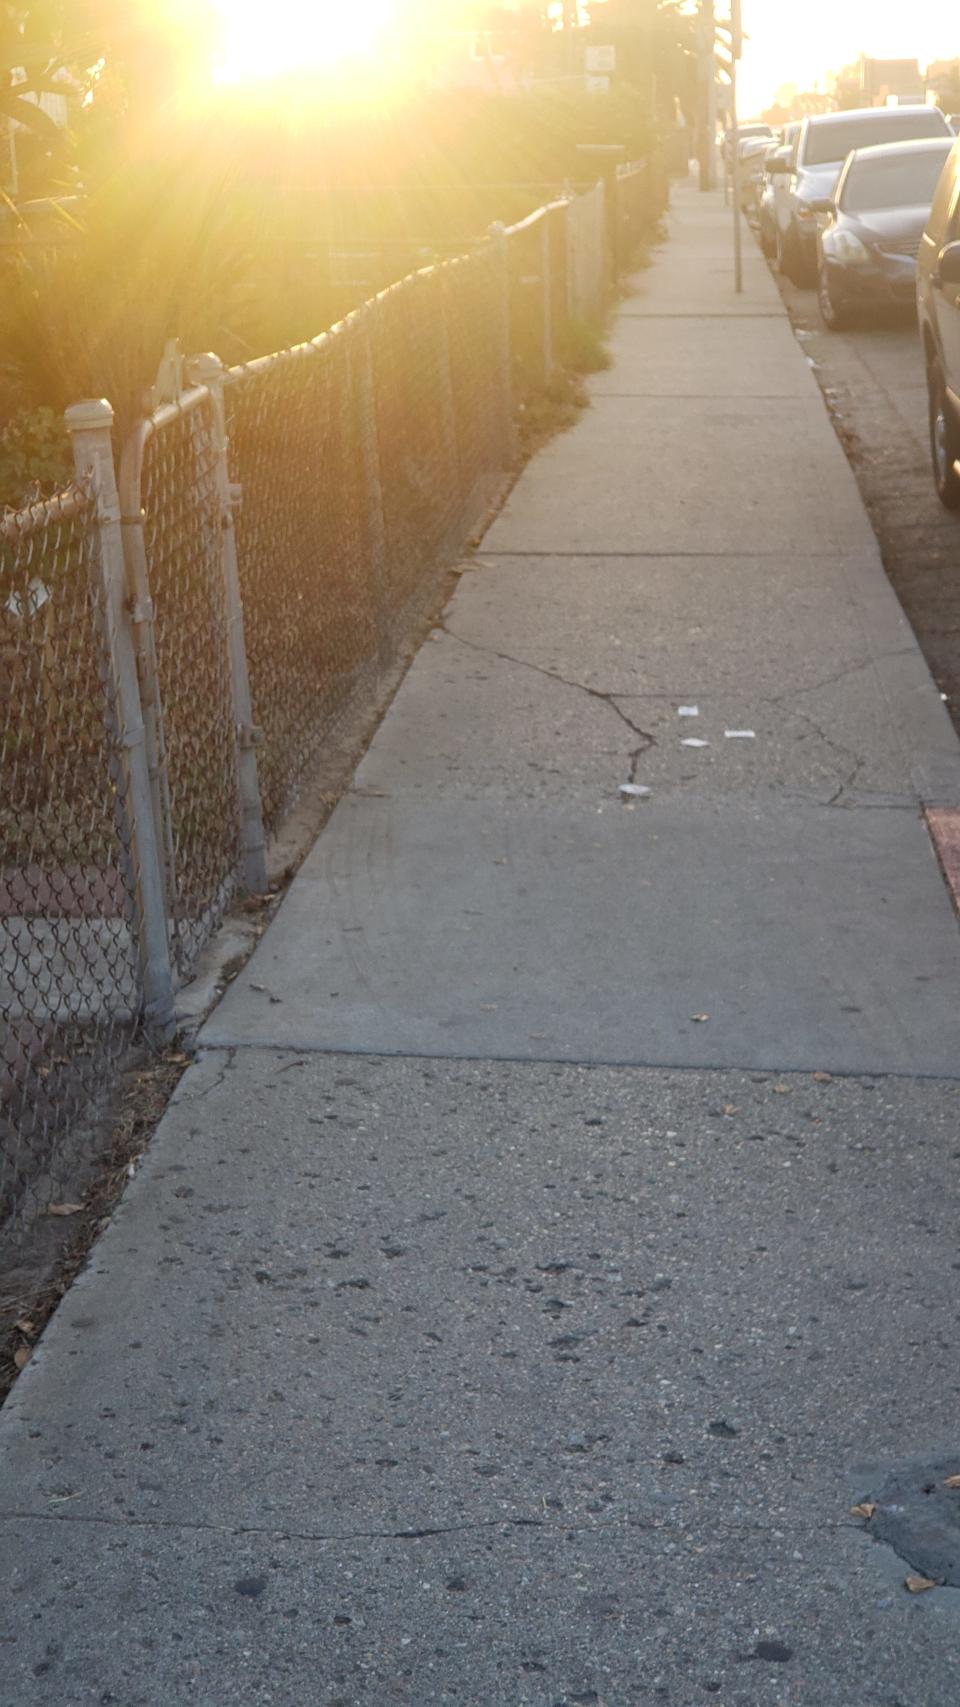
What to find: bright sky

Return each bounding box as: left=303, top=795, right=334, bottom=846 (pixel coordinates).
left=738, top=0, right=956, bottom=116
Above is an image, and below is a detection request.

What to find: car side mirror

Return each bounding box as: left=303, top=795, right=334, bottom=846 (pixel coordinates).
left=938, top=240, right=960, bottom=285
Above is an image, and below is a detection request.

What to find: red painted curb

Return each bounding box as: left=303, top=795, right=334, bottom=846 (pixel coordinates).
left=926, top=808, right=960, bottom=917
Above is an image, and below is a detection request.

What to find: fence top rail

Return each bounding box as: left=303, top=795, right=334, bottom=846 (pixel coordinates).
left=118, top=381, right=211, bottom=519
left=222, top=243, right=490, bottom=392
left=1, top=481, right=89, bottom=544
left=502, top=197, right=571, bottom=239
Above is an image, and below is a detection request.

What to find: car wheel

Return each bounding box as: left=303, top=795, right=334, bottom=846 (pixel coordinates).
left=818, top=267, right=854, bottom=332
left=760, top=221, right=776, bottom=259
left=929, top=359, right=960, bottom=510
left=778, top=224, right=810, bottom=287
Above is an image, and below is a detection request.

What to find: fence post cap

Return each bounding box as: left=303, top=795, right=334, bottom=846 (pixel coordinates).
left=64, top=397, right=114, bottom=431
left=187, top=350, right=225, bottom=385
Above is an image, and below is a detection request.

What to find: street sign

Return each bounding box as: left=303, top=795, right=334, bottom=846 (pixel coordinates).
left=586, top=74, right=611, bottom=95
left=586, top=45, right=616, bottom=73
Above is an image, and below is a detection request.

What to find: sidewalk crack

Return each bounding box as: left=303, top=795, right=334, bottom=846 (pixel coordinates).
left=442, top=623, right=656, bottom=781
left=791, top=710, right=867, bottom=806
left=179, top=1047, right=236, bottom=1102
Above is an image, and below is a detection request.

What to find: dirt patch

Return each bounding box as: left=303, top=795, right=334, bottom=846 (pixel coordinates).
left=1, top=1050, right=186, bottom=1402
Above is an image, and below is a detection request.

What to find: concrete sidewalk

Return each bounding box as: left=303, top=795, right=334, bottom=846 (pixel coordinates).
left=3, top=186, right=960, bottom=1705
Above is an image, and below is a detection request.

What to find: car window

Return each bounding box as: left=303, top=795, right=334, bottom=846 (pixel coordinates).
left=928, top=148, right=958, bottom=240
left=840, top=147, right=954, bottom=213
left=803, top=111, right=949, bottom=167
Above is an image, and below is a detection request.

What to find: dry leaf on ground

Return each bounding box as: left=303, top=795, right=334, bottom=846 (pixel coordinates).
left=773, top=1083, right=791, bottom=1094
left=849, top=1501, right=876, bottom=1520
left=47, top=1202, right=85, bottom=1217
left=13, top=1346, right=32, bottom=1370
left=690, top=1013, right=710, bottom=1023
left=905, top=1575, right=939, bottom=1594
left=943, top=1475, right=960, bottom=1489
left=812, top=1071, right=833, bottom=1084
left=14, top=1318, right=35, bottom=1337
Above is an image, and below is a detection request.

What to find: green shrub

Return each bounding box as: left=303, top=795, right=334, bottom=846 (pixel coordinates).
left=555, top=317, right=613, bottom=375
left=0, top=405, right=72, bottom=508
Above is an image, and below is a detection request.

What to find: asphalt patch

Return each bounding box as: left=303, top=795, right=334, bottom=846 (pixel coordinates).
left=865, top=1456, right=960, bottom=1586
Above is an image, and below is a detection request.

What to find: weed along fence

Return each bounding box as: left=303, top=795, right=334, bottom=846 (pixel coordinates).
left=0, top=162, right=662, bottom=1258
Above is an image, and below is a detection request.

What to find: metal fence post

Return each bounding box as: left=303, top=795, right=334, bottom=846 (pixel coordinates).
left=433, top=266, right=464, bottom=513
left=351, top=309, right=393, bottom=668
left=487, top=222, right=517, bottom=469
left=565, top=192, right=579, bottom=321
left=540, top=213, right=554, bottom=386
left=188, top=352, right=268, bottom=896
left=65, top=399, right=177, bottom=1042
left=116, top=429, right=178, bottom=924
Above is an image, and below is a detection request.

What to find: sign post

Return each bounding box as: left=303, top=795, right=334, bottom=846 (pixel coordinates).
left=730, top=0, right=743, bottom=293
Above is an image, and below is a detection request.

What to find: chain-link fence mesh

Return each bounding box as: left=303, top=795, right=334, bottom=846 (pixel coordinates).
left=1, top=488, right=142, bottom=1236
left=441, top=247, right=512, bottom=536
left=137, top=396, right=239, bottom=975
left=368, top=266, right=467, bottom=626
left=567, top=181, right=608, bottom=322
left=225, top=331, right=379, bottom=833
left=615, top=160, right=661, bottom=268
left=506, top=210, right=552, bottom=393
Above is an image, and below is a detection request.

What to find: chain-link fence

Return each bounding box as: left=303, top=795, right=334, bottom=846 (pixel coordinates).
left=1, top=487, right=143, bottom=1232
left=1, top=163, right=665, bottom=1258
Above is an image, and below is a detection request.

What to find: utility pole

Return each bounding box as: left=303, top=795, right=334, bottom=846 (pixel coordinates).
left=561, top=0, right=577, bottom=80
left=730, top=0, right=743, bottom=291
left=698, top=0, right=717, bottom=190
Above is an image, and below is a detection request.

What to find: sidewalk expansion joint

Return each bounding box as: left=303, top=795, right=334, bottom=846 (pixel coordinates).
left=441, top=621, right=655, bottom=781
left=475, top=549, right=873, bottom=561
left=617, top=312, right=786, bottom=320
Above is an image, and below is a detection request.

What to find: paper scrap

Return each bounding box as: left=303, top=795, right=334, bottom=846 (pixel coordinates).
left=619, top=783, right=651, bottom=798
left=724, top=729, right=756, bottom=740
left=681, top=738, right=708, bottom=748
left=678, top=705, right=699, bottom=718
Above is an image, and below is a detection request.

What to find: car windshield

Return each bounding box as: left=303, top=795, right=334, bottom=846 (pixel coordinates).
left=840, top=148, right=953, bottom=212
left=805, top=112, right=946, bottom=167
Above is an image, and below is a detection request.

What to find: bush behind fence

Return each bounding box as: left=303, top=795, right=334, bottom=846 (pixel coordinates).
left=0, top=162, right=663, bottom=1251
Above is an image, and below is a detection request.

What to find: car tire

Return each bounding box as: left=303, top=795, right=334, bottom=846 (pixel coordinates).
left=818, top=267, right=854, bottom=332
left=928, top=359, right=960, bottom=511
left=778, top=223, right=812, bottom=287
left=760, top=221, right=777, bottom=259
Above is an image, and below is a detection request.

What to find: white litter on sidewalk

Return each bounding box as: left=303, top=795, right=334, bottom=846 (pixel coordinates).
left=725, top=729, right=756, bottom=740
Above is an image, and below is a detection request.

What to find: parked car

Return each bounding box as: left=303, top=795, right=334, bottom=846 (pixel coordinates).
left=816, top=136, right=955, bottom=330
left=917, top=136, right=960, bottom=507
left=947, top=115, right=960, bottom=136
left=738, top=135, right=774, bottom=213
left=723, top=121, right=773, bottom=173
left=757, top=123, right=801, bottom=257
left=769, top=105, right=954, bottom=285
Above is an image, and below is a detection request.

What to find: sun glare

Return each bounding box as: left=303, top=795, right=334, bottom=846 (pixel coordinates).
left=214, top=0, right=396, bottom=83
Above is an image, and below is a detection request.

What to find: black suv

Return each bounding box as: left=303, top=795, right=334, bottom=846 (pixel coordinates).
left=917, top=138, right=960, bottom=508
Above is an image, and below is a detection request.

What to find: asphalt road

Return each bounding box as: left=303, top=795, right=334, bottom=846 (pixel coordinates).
left=774, top=264, right=960, bottom=737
